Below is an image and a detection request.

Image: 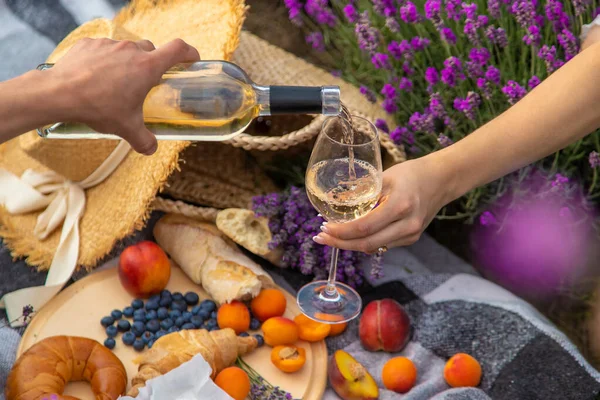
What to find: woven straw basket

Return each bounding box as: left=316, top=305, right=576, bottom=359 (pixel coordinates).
left=153, top=31, right=406, bottom=221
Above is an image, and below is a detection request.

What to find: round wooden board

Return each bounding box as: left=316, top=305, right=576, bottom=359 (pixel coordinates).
left=17, top=260, right=328, bottom=400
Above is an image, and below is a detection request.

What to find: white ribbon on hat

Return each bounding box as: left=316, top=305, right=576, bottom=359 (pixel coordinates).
left=0, top=140, right=131, bottom=327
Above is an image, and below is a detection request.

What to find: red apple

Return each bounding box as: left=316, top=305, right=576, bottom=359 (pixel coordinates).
left=359, top=299, right=411, bottom=352
left=118, top=241, right=171, bottom=298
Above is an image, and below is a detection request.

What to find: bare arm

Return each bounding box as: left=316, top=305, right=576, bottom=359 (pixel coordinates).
left=0, top=37, right=200, bottom=154
left=318, top=41, right=600, bottom=253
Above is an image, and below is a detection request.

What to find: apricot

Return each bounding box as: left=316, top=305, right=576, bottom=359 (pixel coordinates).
left=214, top=366, right=250, bottom=400
left=217, top=301, right=250, bottom=334
left=313, top=312, right=348, bottom=336
left=328, top=350, right=378, bottom=400
left=294, top=314, right=331, bottom=342
left=359, top=299, right=410, bottom=352
left=261, top=316, right=299, bottom=346
left=251, top=288, right=287, bottom=321
left=118, top=241, right=170, bottom=298
left=444, top=353, right=482, bottom=388
left=382, top=357, right=417, bottom=394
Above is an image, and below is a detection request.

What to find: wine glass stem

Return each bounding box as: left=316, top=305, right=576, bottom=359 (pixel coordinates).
left=323, top=247, right=340, bottom=300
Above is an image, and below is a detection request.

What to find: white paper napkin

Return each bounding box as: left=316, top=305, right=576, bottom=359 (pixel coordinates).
left=118, top=354, right=234, bottom=400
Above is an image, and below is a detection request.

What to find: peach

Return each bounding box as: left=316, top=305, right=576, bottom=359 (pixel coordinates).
left=261, top=317, right=299, bottom=347
left=359, top=299, right=410, bottom=352
left=444, top=353, right=482, bottom=388
left=118, top=241, right=171, bottom=298
left=217, top=301, right=250, bottom=334
left=382, top=357, right=417, bottom=394
left=328, top=350, right=378, bottom=400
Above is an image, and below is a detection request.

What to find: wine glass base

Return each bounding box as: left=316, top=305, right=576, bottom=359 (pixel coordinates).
left=296, top=280, right=362, bottom=324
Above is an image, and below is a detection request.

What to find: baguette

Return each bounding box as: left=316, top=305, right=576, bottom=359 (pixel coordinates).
left=216, top=208, right=283, bottom=266
left=153, top=214, right=274, bottom=305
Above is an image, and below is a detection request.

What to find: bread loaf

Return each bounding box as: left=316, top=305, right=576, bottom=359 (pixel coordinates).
left=216, top=208, right=283, bottom=266
left=153, top=214, right=274, bottom=305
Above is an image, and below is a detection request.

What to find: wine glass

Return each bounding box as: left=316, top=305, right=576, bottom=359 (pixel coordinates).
left=297, top=114, right=383, bottom=323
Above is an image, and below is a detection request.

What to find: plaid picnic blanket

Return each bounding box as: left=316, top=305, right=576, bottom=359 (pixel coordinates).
left=1, top=1, right=600, bottom=399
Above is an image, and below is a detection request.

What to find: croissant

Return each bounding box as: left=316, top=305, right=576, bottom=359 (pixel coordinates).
left=127, top=327, right=258, bottom=397
left=5, top=335, right=127, bottom=400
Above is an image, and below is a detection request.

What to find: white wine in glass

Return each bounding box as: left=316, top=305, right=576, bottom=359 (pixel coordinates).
left=297, top=113, right=383, bottom=323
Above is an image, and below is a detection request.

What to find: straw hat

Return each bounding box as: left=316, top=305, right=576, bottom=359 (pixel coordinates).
left=0, top=0, right=247, bottom=271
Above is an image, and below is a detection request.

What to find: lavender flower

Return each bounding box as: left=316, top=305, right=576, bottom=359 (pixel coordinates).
left=400, top=1, right=421, bottom=23
left=306, top=32, right=325, bottom=52
left=486, top=26, right=508, bottom=48
left=523, top=25, right=541, bottom=46
left=511, top=0, right=536, bottom=29
left=376, top=118, right=390, bottom=133
left=440, top=26, right=457, bottom=44
left=386, top=17, right=401, bottom=32
left=305, top=0, right=337, bottom=27
left=479, top=211, right=497, bottom=226
left=477, top=78, right=493, bottom=99
left=382, top=98, right=398, bottom=113
left=381, top=83, right=397, bottom=99
left=453, top=92, right=480, bottom=120
left=331, top=69, right=342, bottom=77
left=528, top=75, right=541, bottom=90
left=399, top=77, right=413, bottom=92
left=425, top=67, right=440, bottom=86
left=590, top=151, right=600, bottom=168
left=557, top=29, right=579, bottom=61
left=411, top=36, right=431, bottom=52
left=284, top=0, right=303, bottom=26
left=438, top=134, right=453, bottom=147
left=441, top=56, right=464, bottom=87
left=403, top=62, right=415, bottom=75
left=409, top=111, right=436, bottom=134
left=488, top=0, right=502, bottom=19
left=373, top=0, right=396, bottom=16
left=485, top=65, right=501, bottom=85
left=538, top=45, right=563, bottom=73
left=371, top=52, right=391, bottom=69
left=462, top=2, right=478, bottom=20
left=445, top=0, right=462, bottom=21
left=464, top=21, right=480, bottom=44
left=545, top=0, right=570, bottom=32
left=343, top=4, right=358, bottom=22
left=355, top=11, right=380, bottom=54
left=425, top=0, right=443, bottom=27
left=388, top=40, right=411, bottom=60
left=502, top=80, right=527, bottom=104
left=371, top=253, right=384, bottom=279
left=390, top=126, right=409, bottom=143
left=572, top=0, right=590, bottom=16
left=360, top=85, right=377, bottom=103
left=552, top=173, right=569, bottom=188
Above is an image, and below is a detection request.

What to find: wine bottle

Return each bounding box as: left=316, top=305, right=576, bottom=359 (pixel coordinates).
left=36, top=61, right=341, bottom=141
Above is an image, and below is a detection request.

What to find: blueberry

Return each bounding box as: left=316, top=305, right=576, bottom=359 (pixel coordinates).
left=171, top=300, right=187, bottom=312
left=169, top=310, right=182, bottom=320
left=238, top=332, right=250, bottom=337
left=159, top=297, right=172, bottom=308
left=182, top=311, right=193, bottom=322
left=200, top=300, right=216, bottom=313
left=133, top=339, right=145, bottom=351
left=160, top=289, right=172, bottom=298
left=156, top=330, right=167, bottom=339
left=100, top=316, right=115, bottom=327
left=104, top=338, right=116, bottom=349
left=253, top=334, right=264, bottom=347
left=106, top=325, right=118, bottom=338
left=210, top=311, right=217, bottom=320
left=168, top=326, right=180, bottom=333
left=132, top=321, right=146, bottom=337
left=157, top=307, right=169, bottom=320
left=123, top=306, right=134, bottom=318
left=134, top=308, right=146, bottom=317
left=184, top=292, right=200, bottom=306
left=181, top=323, right=196, bottom=330
left=206, top=319, right=217, bottom=329
left=191, top=305, right=202, bottom=315
left=160, top=318, right=174, bottom=330
left=172, top=292, right=184, bottom=302
left=131, top=299, right=144, bottom=309
left=198, top=309, right=210, bottom=320
left=191, top=316, right=203, bottom=328
left=110, top=309, right=123, bottom=320
left=145, top=310, right=158, bottom=321
left=133, top=314, right=146, bottom=323
left=146, top=319, right=160, bottom=333
left=122, top=331, right=136, bottom=346
left=117, top=319, right=131, bottom=332
left=147, top=340, right=155, bottom=349
left=250, top=318, right=261, bottom=331
left=149, top=294, right=161, bottom=303
left=141, top=331, right=155, bottom=344
left=209, top=326, right=220, bottom=331
left=175, top=317, right=185, bottom=327
left=145, top=300, right=159, bottom=311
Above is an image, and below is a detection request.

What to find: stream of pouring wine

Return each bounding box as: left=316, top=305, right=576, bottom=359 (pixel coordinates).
left=339, top=103, right=357, bottom=181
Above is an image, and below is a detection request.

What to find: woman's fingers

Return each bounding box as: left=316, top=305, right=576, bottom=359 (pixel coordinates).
left=314, top=217, right=423, bottom=253
left=135, top=39, right=156, bottom=52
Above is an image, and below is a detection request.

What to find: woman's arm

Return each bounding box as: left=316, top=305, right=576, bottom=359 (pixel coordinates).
left=317, top=42, right=600, bottom=253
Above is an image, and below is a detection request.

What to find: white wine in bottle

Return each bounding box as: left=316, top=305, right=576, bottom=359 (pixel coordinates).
left=36, top=61, right=341, bottom=141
